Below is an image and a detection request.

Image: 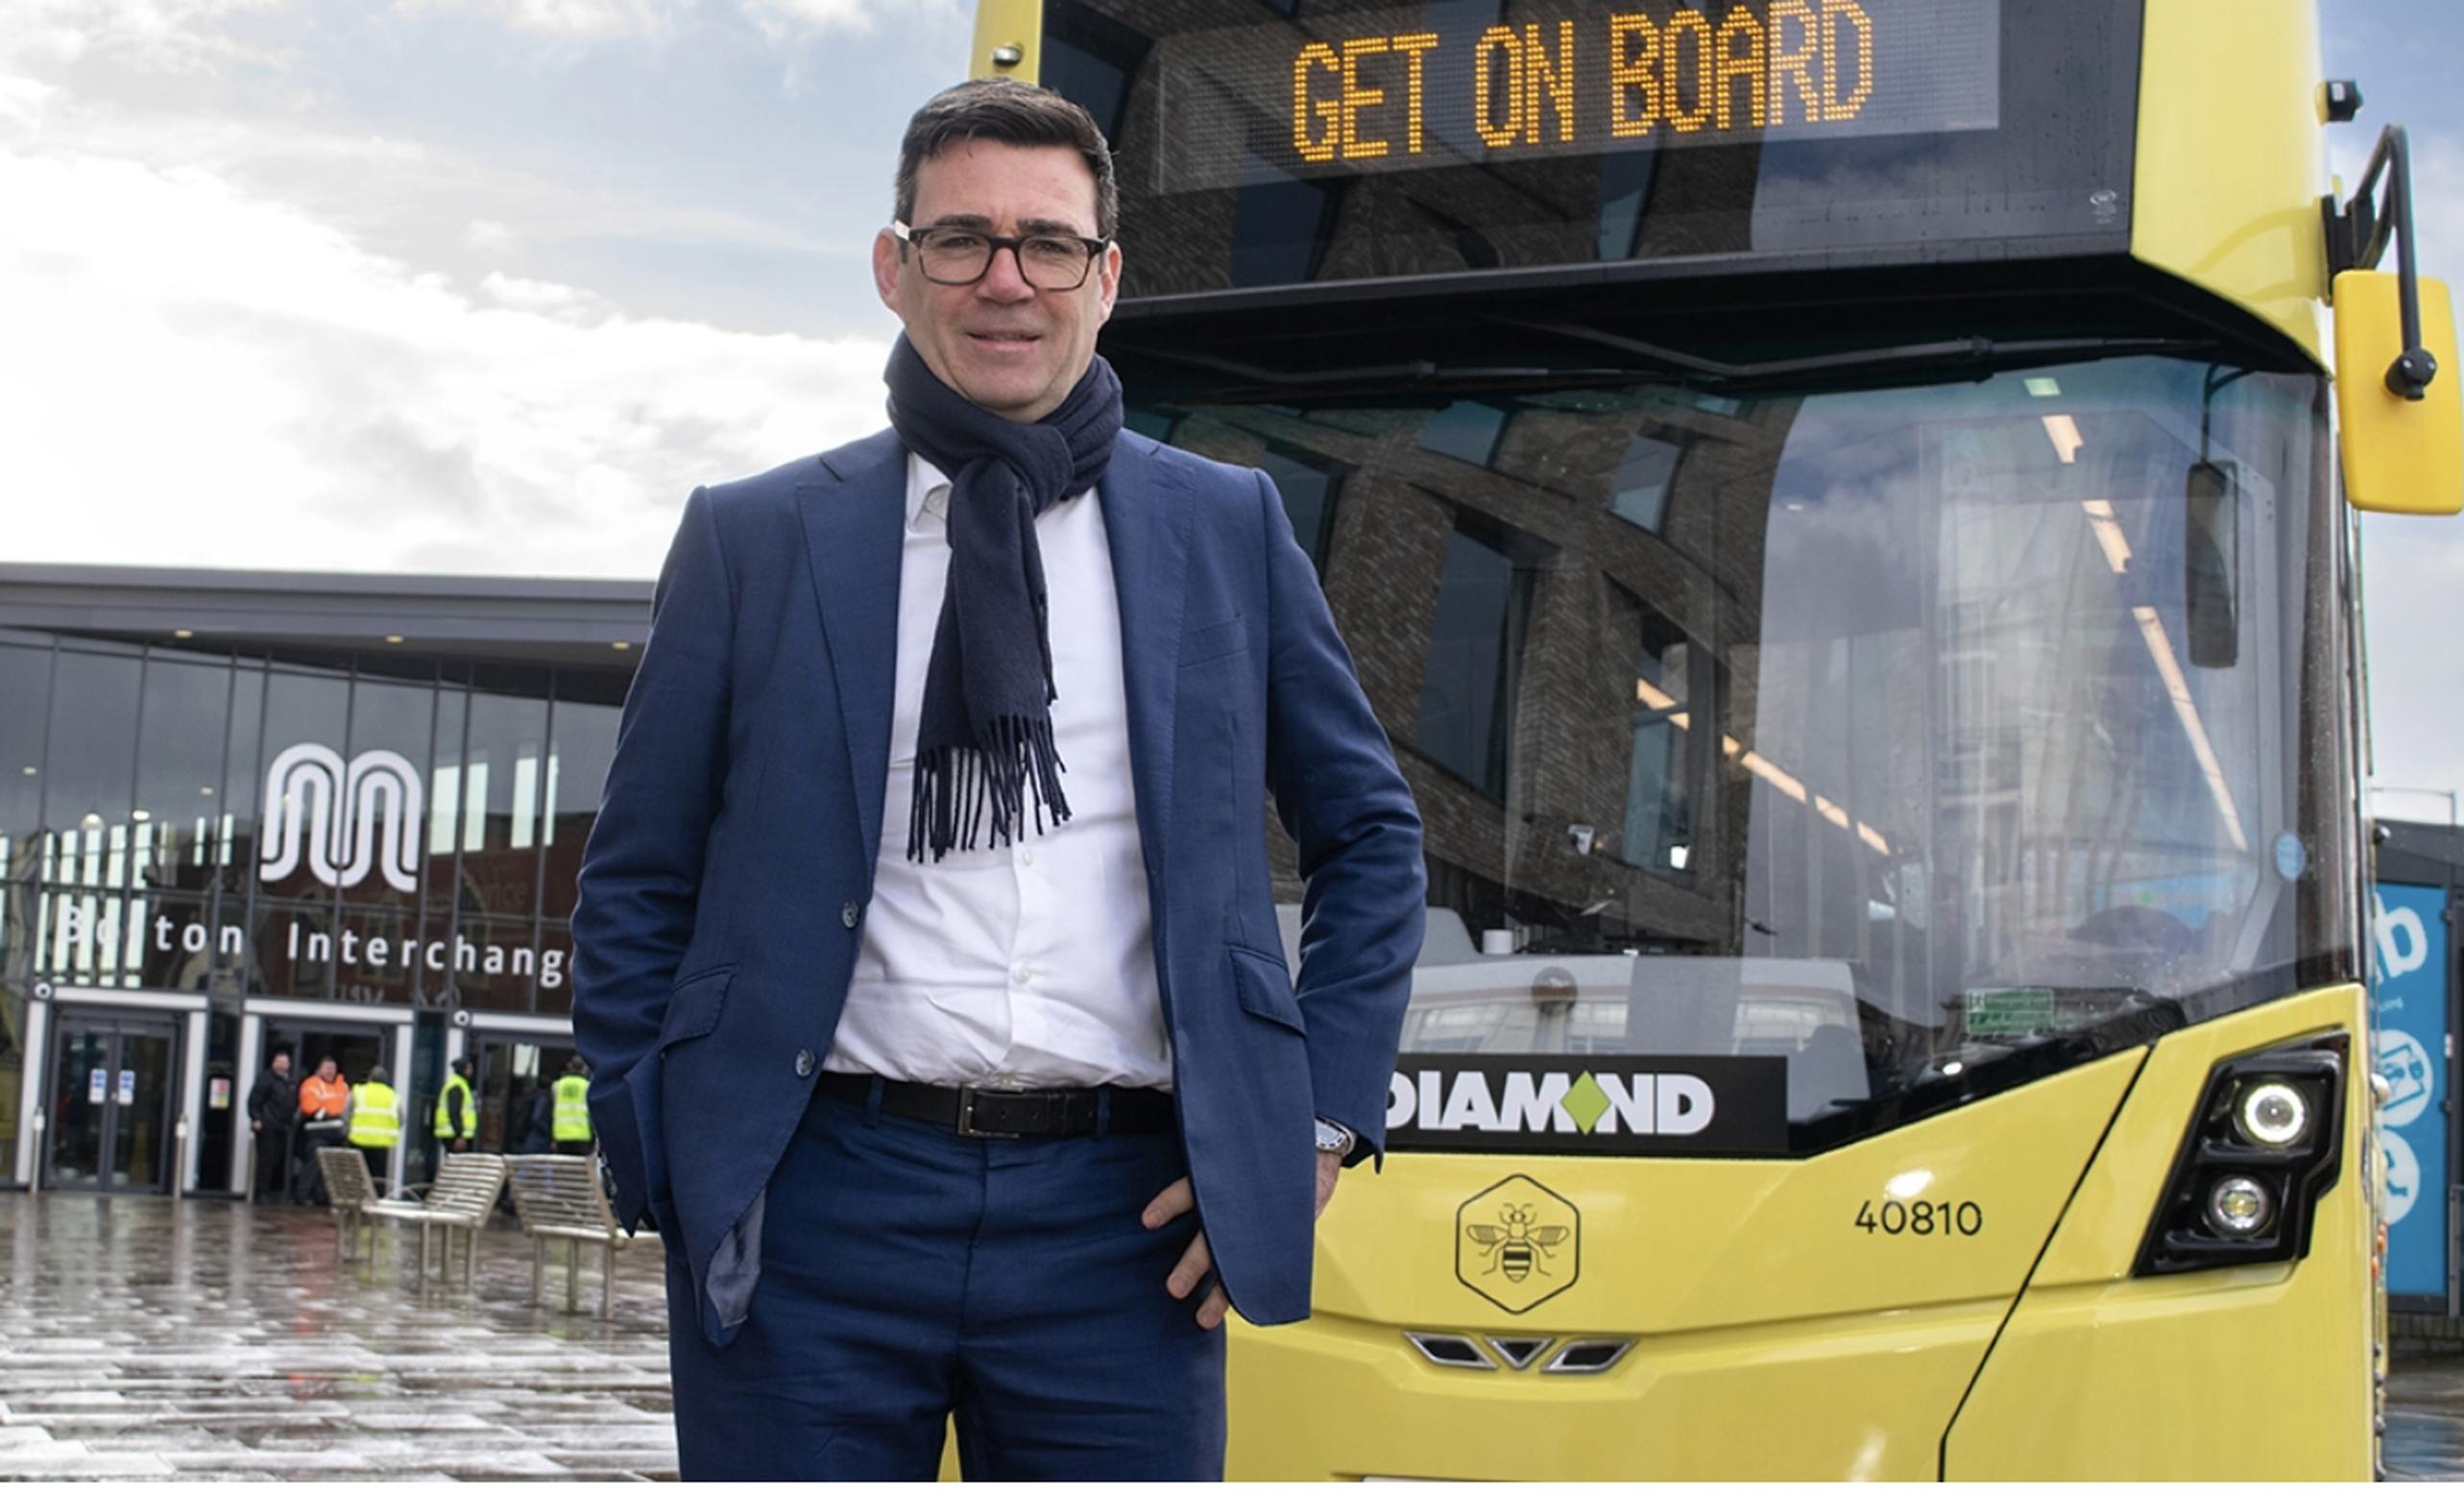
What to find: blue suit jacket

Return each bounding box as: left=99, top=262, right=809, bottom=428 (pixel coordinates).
left=570, top=428, right=1425, bottom=1345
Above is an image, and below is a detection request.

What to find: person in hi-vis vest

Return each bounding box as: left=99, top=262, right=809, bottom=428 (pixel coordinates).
left=346, top=1065, right=402, bottom=1188
left=551, top=1056, right=593, bottom=1156
left=433, top=1057, right=477, bottom=1176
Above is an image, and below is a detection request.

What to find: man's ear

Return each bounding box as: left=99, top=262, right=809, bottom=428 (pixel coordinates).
left=1095, top=239, right=1123, bottom=325
left=873, top=229, right=905, bottom=311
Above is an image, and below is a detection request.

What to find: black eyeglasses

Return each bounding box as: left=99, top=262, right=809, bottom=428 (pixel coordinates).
left=891, top=220, right=1109, bottom=291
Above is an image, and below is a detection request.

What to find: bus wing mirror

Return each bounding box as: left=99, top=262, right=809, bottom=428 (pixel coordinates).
left=2336, top=271, right=2463, bottom=515
left=2185, top=460, right=2239, bottom=668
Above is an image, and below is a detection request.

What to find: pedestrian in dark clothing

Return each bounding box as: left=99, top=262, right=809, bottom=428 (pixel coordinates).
left=519, top=1083, right=557, bottom=1155
left=245, top=1050, right=297, bottom=1203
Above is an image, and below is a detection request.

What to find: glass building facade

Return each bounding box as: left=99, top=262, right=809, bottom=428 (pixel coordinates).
left=0, top=568, right=645, bottom=1195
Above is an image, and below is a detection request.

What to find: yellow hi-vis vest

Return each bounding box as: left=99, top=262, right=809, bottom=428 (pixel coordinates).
left=434, top=1073, right=475, bottom=1140
left=552, top=1074, right=592, bottom=1143
left=347, top=1082, right=401, bottom=1149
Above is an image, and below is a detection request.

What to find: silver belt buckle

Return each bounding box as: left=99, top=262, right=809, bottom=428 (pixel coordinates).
left=955, top=1085, right=1026, bottom=1139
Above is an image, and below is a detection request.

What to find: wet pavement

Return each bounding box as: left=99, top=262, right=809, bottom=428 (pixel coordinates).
left=0, top=1191, right=675, bottom=1481
left=7, top=1188, right=2464, bottom=1480
left=2390, top=1354, right=2464, bottom=1482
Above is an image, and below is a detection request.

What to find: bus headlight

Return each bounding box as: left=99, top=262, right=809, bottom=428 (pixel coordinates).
left=2137, top=1036, right=2345, bottom=1278
left=2235, top=1080, right=2311, bottom=1148
left=2206, top=1175, right=2274, bottom=1237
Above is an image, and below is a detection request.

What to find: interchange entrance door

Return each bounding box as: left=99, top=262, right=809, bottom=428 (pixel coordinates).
left=471, top=1036, right=581, bottom=1153
left=45, top=1011, right=178, bottom=1192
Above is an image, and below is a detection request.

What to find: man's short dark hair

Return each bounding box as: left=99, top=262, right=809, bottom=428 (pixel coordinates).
left=895, top=79, right=1118, bottom=241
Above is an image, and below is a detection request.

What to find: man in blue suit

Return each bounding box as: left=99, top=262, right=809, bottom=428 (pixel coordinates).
left=570, top=79, right=1424, bottom=1480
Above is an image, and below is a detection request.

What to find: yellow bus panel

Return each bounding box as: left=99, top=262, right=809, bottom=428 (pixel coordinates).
left=1946, top=986, right=2374, bottom=1480
left=969, top=0, right=1042, bottom=83
left=2132, top=0, right=2332, bottom=362
left=1225, top=1051, right=2141, bottom=1481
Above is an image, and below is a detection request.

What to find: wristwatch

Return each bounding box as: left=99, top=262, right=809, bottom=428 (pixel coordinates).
left=1314, top=1118, right=1355, bottom=1154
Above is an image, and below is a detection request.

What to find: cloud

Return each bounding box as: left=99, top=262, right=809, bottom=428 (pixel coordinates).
left=0, top=65, right=877, bottom=338
left=0, top=0, right=287, bottom=73
left=397, top=0, right=689, bottom=44
left=399, top=0, right=962, bottom=45
left=0, top=144, right=893, bottom=579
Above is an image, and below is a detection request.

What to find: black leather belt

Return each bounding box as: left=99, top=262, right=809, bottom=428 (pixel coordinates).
left=817, top=1073, right=1175, bottom=1138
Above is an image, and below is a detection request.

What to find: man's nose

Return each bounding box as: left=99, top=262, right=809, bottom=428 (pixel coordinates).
left=975, top=243, right=1036, bottom=302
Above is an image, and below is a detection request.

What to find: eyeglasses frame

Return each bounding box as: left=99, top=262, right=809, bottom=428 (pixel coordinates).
left=889, top=220, right=1113, bottom=292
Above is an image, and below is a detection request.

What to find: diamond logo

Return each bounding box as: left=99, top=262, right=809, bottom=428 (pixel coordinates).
left=1561, top=1072, right=1612, bottom=1134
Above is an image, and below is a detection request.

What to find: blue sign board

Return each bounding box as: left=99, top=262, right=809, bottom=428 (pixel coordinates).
left=2371, top=881, right=2449, bottom=1302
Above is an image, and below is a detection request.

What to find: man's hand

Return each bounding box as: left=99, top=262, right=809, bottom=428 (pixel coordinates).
left=1143, top=1153, right=1346, bottom=1331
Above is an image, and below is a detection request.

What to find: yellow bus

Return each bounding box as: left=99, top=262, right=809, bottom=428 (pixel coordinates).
left=970, top=0, right=2462, bottom=1478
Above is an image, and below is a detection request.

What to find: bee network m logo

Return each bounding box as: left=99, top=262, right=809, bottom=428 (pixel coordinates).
left=259, top=742, right=423, bottom=893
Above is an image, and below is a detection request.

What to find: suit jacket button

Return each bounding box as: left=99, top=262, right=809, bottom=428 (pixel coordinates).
left=840, top=902, right=859, bottom=929
left=795, top=1050, right=815, bottom=1078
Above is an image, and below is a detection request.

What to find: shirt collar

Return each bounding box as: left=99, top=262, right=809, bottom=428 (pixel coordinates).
left=902, top=449, right=1099, bottom=533
left=905, top=452, right=953, bottom=533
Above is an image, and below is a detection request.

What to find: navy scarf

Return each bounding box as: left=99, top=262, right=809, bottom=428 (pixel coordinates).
left=882, top=334, right=1123, bottom=862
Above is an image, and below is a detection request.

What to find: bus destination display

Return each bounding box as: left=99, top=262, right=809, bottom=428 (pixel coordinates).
left=1150, top=0, right=1998, bottom=194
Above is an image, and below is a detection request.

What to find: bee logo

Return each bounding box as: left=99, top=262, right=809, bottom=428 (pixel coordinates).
left=1457, top=1175, right=1581, bottom=1313
left=1467, top=1201, right=1571, bottom=1283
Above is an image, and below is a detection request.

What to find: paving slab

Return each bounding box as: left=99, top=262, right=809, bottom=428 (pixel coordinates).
left=0, top=1193, right=676, bottom=1481
left=2389, top=1353, right=2464, bottom=1482
left=0, top=1442, right=178, bottom=1477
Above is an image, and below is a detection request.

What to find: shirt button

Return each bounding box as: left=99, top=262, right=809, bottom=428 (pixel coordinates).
left=794, top=1050, right=815, bottom=1078
left=1012, top=963, right=1032, bottom=986
left=841, top=902, right=859, bottom=929
left=1019, top=847, right=1035, bottom=866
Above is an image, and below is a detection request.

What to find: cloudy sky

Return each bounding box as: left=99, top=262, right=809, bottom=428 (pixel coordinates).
left=2, top=0, right=2460, bottom=808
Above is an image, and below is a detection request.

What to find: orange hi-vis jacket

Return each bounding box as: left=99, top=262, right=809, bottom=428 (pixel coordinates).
left=299, top=1074, right=350, bottom=1123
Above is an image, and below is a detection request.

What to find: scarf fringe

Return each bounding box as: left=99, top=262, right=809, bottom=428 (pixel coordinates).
left=907, top=713, right=1073, bottom=862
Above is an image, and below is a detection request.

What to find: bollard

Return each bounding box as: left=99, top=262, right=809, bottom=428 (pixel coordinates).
left=26, top=1111, right=41, bottom=1198
left=173, top=1116, right=189, bottom=1202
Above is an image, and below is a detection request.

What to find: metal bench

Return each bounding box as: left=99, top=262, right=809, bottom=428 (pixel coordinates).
left=321, top=1147, right=507, bottom=1286
left=313, top=1146, right=385, bottom=1264
left=397, top=1152, right=511, bottom=1286
left=505, top=1153, right=633, bottom=1318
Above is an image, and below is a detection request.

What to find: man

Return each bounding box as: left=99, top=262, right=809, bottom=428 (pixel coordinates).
left=550, top=1056, right=593, bottom=1156
left=572, top=79, right=1423, bottom=1481
left=518, top=1079, right=557, bottom=1155
left=245, top=1048, right=296, bottom=1203
left=293, top=1055, right=349, bottom=1206
left=433, top=1056, right=477, bottom=1170
left=346, top=1064, right=401, bottom=1189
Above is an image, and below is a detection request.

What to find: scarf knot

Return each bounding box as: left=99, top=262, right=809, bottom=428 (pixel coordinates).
left=882, top=335, right=1123, bottom=862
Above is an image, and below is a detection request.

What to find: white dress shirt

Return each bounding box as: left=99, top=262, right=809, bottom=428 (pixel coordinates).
left=825, top=453, right=1173, bottom=1092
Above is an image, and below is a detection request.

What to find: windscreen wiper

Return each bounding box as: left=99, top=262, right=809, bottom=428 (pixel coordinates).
left=1118, top=346, right=1633, bottom=399
left=1115, top=326, right=2225, bottom=403
left=1490, top=320, right=2223, bottom=388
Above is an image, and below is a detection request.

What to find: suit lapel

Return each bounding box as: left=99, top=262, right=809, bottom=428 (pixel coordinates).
left=798, top=434, right=906, bottom=875
left=1100, top=435, right=1193, bottom=901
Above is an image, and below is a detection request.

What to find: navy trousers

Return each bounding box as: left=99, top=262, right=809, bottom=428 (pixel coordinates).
left=665, top=1082, right=1227, bottom=1480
